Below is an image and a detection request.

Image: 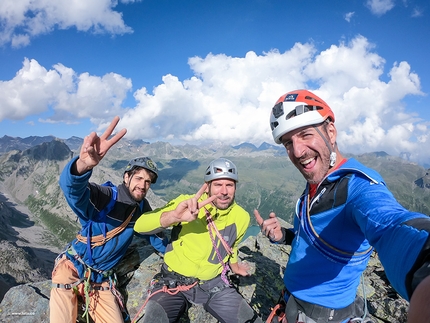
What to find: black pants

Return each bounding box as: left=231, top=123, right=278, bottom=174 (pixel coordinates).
left=141, top=275, right=263, bottom=323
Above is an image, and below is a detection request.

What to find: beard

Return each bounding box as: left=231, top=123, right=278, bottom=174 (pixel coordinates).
left=213, top=199, right=233, bottom=210
left=127, top=185, right=146, bottom=203
left=295, top=149, right=331, bottom=185
left=209, top=194, right=235, bottom=210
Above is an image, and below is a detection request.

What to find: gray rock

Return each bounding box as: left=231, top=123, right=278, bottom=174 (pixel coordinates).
left=0, top=233, right=410, bottom=323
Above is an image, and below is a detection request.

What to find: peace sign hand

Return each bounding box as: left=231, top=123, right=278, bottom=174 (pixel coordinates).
left=160, top=183, right=218, bottom=227
left=75, top=116, right=127, bottom=174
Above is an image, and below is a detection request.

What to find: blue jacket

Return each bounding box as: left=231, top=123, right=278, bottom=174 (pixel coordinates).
left=59, top=156, right=166, bottom=283
left=284, top=158, right=429, bottom=307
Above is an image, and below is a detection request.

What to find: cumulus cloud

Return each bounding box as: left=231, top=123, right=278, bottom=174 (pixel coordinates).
left=0, top=35, right=428, bottom=164
left=366, top=0, right=395, bottom=16
left=0, top=58, right=132, bottom=123
left=0, top=0, right=134, bottom=48
left=118, top=35, right=426, bottom=163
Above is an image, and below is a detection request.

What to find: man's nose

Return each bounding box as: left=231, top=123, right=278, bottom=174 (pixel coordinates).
left=220, top=185, right=228, bottom=194
left=292, top=139, right=306, bottom=159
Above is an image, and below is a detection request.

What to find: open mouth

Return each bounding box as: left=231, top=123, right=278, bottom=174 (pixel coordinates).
left=301, top=156, right=316, bottom=170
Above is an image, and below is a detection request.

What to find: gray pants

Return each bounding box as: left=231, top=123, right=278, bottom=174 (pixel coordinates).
left=141, top=275, right=263, bottom=323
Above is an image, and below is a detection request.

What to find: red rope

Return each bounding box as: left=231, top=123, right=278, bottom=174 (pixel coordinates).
left=131, top=281, right=198, bottom=323
left=265, top=303, right=285, bottom=323
left=132, top=208, right=233, bottom=322
left=205, top=208, right=231, bottom=285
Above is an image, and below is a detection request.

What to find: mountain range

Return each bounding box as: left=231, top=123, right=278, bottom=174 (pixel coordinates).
left=0, top=134, right=429, bottom=302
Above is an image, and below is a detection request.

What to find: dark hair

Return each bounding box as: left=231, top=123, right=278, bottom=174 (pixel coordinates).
left=125, top=167, right=156, bottom=182
left=124, top=156, right=158, bottom=183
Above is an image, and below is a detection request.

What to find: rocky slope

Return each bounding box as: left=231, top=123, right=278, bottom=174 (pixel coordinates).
left=0, top=139, right=167, bottom=302
left=0, top=190, right=61, bottom=301
left=0, top=229, right=409, bottom=323
left=0, top=136, right=428, bottom=322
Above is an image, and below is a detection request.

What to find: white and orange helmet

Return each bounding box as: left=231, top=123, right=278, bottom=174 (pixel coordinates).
left=270, top=89, right=335, bottom=144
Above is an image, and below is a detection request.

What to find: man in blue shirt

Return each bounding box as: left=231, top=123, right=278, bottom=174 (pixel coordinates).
left=255, top=89, right=430, bottom=323
left=50, top=116, right=166, bottom=323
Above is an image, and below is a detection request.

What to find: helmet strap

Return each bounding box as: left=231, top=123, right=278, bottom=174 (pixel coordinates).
left=313, top=125, right=337, bottom=168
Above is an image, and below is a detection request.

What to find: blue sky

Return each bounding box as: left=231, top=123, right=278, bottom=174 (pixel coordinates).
left=0, top=0, right=429, bottom=164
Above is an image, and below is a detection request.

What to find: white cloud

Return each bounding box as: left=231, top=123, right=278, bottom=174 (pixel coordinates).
left=118, top=36, right=426, bottom=163
left=366, top=0, right=395, bottom=16
left=0, top=35, right=428, bottom=164
left=119, top=44, right=316, bottom=144
left=345, top=12, right=355, bottom=22
left=0, top=0, right=134, bottom=48
left=0, top=58, right=132, bottom=123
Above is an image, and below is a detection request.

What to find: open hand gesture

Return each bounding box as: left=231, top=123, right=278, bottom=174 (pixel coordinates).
left=74, top=116, right=127, bottom=174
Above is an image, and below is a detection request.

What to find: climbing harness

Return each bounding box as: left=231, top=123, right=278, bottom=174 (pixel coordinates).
left=131, top=207, right=235, bottom=322
left=52, top=247, right=128, bottom=323
left=265, top=287, right=370, bottom=323
left=130, top=267, right=199, bottom=323
left=52, top=181, right=135, bottom=323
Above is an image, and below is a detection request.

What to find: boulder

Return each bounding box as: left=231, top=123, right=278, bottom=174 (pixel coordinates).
left=0, top=233, right=409, bottom=323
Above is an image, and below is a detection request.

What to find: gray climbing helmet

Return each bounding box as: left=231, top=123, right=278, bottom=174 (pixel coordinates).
left=124, top=157, right=158, bottom=183
left=204, top=158, right=238, bottom=182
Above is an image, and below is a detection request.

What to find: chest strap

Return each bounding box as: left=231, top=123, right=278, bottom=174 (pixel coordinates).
left=299, top=189, right=373, bottom=265
left=76, top=208, right=134, bottom=248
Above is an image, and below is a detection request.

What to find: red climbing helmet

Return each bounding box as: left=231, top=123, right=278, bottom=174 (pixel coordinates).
left=269, top=89, right=335, bottom=144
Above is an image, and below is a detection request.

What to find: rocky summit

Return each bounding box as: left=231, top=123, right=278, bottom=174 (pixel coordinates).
left=0, top=136, right=425, bottom=322
left=0, top=226, right=409, bottom=323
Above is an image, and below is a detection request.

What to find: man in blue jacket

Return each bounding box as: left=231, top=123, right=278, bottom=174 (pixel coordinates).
left=50, top=116, right=165, bottom=323
left=255, top=89, right=430, bottom=323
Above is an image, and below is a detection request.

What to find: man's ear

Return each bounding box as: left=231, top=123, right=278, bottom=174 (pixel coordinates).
left=327, top=122, right=337, bottom=146
left=123, top=172, right=130, bottom=185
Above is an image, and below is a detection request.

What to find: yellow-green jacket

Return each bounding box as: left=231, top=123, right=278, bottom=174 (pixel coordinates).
left=134, top=193, right=250, bottom=281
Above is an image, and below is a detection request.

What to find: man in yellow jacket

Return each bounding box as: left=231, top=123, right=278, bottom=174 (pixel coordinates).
left=134, top=158, right=263, bottom=323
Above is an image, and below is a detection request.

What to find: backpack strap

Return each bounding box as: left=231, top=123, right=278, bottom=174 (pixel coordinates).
left=300, top=184, right=373, bottom=265
left=77, top=181, right=118, bottom=265
left=76, top=207, right=135, bottom=247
